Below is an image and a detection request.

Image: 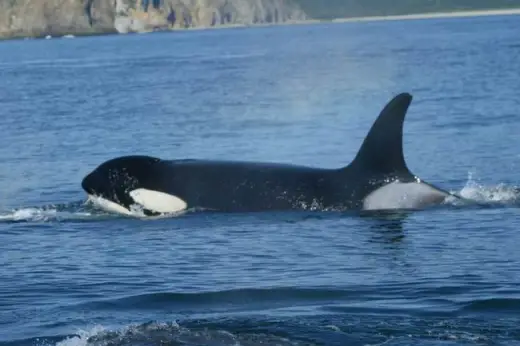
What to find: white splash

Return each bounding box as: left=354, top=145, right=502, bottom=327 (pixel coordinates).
left=455, top=172, right=520, bottom=204
left=0, top=207, right=91, bottom=223
left=55, top=325, right=106, bottom=346
left=53, top=321, right=302, bottom=346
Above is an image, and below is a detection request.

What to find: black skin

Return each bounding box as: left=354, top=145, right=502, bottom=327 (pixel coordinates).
left=81, top=156, right=417, bottom=213
left=81, top=93, right=457, bottom=214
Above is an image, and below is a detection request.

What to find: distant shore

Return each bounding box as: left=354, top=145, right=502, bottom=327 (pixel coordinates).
left=137, top=7, right=520, bottom=32
left=2, top=7, right=519, bottom=42
left=195, top=7, right=520, bottom=31
left=327, top=8, right=520, bottom=24
left=140, top=7, right=520, bottom=32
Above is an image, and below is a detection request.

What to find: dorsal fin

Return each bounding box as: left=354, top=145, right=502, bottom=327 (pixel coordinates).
left=349, top=93, right=413, bottom=175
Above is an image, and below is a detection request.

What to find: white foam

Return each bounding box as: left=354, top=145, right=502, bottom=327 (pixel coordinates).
left=56, top=325, right=106, bottom=346
left=458, top=181, right=519, bottom=204
left=441, top=172, right=520, bottom=207
left=53, top=321, right=303, bottom=346
left=0, top=207, right=92, bottom=223
left=0, top=208, right=56, bottom=222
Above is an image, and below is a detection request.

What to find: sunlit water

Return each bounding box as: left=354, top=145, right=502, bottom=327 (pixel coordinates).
left=1, top=14, right=520, bottom=346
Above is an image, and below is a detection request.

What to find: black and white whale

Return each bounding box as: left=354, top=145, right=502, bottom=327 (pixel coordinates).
left=81, top=93, right=463, bottom=216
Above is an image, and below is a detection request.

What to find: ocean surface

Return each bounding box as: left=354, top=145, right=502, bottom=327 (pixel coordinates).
left=1, top=13, right=520, bottom=346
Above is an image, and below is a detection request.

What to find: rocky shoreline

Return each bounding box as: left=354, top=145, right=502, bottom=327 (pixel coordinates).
left=0, top=0, right=307, bottom=40
left=1, top=1, right=519, bottom=41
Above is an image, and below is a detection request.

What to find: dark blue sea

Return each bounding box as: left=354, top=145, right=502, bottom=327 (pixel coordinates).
left=1, top=13, right=520, bottom=346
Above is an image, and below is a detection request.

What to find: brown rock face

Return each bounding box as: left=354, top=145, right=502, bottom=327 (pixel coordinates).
left=0, top=0, right=118, bottom=38
left=162, top=0, right=307, bottom=28
left=0, top=0, right=306, bottom=39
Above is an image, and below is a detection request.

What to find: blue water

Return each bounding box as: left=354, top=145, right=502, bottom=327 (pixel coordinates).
left=1, top=13, right=520, bottom=346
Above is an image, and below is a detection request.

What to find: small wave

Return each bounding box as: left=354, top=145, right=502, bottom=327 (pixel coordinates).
left=54, top=321, right=313, bottom=346
left=71, top=283, right=520, bottom=318
left=458, top=297, right=520, bottom=314
left=15, top=314, right=520, bottom=346
left=74, top=287, right=351, bottom=313
left=56, top=325, right=106, bottom=346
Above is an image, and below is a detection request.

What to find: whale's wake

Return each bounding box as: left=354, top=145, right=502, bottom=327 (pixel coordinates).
left=454, top=172, right=520, bottom=206
left=0, top=200, right=108, bottom=223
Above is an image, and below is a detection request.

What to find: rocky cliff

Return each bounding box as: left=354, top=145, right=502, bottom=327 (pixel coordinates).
left=0, top=0, right=307, bottom=39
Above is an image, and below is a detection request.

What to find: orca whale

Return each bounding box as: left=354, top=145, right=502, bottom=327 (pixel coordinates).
left=81, top=93, right=462, bottom=216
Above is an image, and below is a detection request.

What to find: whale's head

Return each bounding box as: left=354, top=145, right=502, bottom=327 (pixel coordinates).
left=82, top=155, right=179, bottom=216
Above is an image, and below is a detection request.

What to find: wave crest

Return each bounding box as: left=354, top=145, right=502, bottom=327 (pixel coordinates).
left=56, top=321, right=313, bottom=346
